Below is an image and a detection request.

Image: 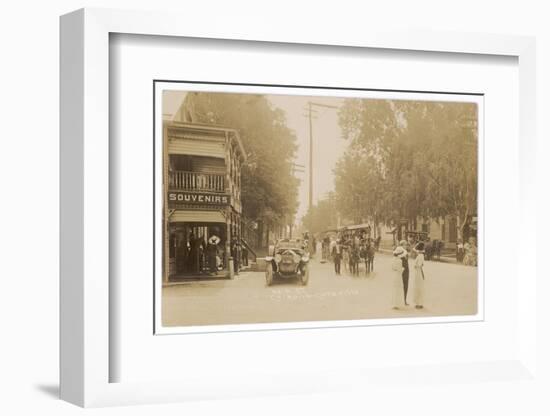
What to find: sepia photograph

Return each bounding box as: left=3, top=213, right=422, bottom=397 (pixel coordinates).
left=155, top=83, right=481, bottom=330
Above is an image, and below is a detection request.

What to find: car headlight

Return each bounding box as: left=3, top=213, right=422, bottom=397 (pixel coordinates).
left=274, top=254, right=282, bottom=263
left=301, top=255, right=309, bottom=262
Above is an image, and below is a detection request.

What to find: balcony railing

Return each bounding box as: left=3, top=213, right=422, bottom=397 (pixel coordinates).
left=169, top=170, right=225, bottom=193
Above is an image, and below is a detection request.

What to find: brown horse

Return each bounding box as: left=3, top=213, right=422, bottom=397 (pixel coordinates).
left=349, top=244, right=360, bottom=276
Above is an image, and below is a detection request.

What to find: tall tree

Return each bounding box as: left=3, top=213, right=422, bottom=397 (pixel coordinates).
left=336, top=98, right=478, bottom=239
left=301, top=194, right=338, bottom=234
left=333, top=149, right=387, bottom=225
left=182, top=92, right=300, bottom=237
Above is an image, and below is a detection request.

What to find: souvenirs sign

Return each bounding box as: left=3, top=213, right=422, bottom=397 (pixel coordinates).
left=168, top=191, right=230, bottom=206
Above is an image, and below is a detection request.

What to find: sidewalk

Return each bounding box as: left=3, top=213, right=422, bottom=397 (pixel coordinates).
left=163, top=263, right=261, bottom=286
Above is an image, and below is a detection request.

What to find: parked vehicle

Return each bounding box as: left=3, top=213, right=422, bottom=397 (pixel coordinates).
left=265, top=239, right=310, bottom=286
left=404, top=231, right=428, bottom=245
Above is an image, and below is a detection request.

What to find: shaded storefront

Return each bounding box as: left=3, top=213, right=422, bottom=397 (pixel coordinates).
left=163, top=121, right=246, bottom=281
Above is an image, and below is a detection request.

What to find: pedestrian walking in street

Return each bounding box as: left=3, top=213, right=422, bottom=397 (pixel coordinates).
left=349, top=242, right=360, bottom=276
left=329, top=237, right=337, bottom=263
left=321, top=235, right=330, bottom=263
left=365, top=240, right=375, bottom=274
left=316, top=238, right=323, bottom=260
left=413, top=241, right=426, bottom=309
left=392, top=246, right=406, bottom=309
left=359, top=241, right=367, bottom=272
left=399, top=240, right=410, bottom=305
left=332, top=239, right=342, bottom=275
left=341, top=237, right=350, bottom=273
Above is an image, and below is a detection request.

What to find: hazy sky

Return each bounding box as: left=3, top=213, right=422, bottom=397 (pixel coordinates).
left=266, top=94, right=345, bottom=221
left=163, top=90, right=187, bottom=119
left=162, top=91, right=347, bottom=223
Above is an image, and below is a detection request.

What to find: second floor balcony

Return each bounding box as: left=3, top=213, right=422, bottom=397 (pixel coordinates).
left=169, top=170, right=226, bottom=193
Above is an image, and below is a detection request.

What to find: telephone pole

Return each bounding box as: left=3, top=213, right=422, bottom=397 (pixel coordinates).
left=291, top=162, right=305, bottom=238
left=304, top=101, right=339, bottom=211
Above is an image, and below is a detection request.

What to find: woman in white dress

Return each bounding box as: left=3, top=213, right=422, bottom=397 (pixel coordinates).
left=413, top=242, right=426, bottom=309
left=392, top=246, right=406, bottom=309
left=316, top=239, right=323, bottom=260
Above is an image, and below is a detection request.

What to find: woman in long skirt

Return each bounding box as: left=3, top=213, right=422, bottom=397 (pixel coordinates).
left=392, top=246, right=406, bottom=309
left=413, top=242, right=426, bottom=309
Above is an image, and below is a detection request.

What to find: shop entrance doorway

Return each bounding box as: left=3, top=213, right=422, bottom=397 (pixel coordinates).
left=168, top=222, right=227, bottom=279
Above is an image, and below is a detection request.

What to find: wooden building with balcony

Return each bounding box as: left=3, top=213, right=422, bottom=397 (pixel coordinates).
left=163, top=121, right=246, bottom=281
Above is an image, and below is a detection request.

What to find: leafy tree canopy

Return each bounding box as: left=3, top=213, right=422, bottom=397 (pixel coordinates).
left=183, top=92, right=300, bottom=225
left=301, top=193, right=338, bottom=234
left=336, top=99, right=477, bottom=231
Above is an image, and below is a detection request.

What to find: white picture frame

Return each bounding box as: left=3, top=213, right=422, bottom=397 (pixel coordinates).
left=60, top=8, right=537, bottom=407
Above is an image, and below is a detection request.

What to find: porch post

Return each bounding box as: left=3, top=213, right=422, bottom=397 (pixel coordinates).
left=163, top=125, right=169, bottom=283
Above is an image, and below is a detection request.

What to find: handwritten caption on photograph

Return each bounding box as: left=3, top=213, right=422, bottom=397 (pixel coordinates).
left=269, top=287, right=359, bottom=302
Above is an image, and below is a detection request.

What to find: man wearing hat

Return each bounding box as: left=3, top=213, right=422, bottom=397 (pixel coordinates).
left=392, top=245, right=407, bottom=309
left=332, top=238, right=343, bottom=275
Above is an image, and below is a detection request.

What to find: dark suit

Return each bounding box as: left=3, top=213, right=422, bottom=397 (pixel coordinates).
left=402, top=255, right=409, bottom=304
left=332, top=245, right=342, bottom=274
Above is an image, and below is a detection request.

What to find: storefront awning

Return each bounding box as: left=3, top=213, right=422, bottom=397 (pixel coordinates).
left=168, top=137, right=225, bottom=159
left=169, top=210, right=226, bottom=224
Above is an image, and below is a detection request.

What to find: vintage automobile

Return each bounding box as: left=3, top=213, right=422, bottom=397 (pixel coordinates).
left=265, top=238, right=310, bottom=286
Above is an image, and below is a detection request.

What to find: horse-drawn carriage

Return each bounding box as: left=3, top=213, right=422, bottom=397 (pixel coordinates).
left=338, top=224, right=376, bottom=275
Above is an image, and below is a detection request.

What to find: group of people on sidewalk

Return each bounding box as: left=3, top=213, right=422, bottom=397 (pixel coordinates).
left=456, top=238, right=478, bottom=266
left=392, top=240, right=426, bottom=310
left=186, top=233, right=247, bottom=276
